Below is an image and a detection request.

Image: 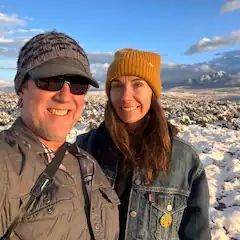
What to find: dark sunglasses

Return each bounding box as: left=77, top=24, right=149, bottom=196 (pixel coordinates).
left=33, top=75, right=89, bottom=95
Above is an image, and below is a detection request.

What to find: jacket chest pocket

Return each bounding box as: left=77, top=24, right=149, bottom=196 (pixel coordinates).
left=149, top=192, right=187, bottom=240
left=21, top=182, right=75, bottom=219
left=15, top=182, right=79, bottom=240
left=91, top=187, right=120, bottom=240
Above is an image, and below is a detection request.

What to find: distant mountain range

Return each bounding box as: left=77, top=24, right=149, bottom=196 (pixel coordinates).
left=1, top=70, right=239, bottom=93
left=0, top=86, right=15, bottom=93
left=163, top=70, right=240, bottom=89
left=161, top=50, right=240, bottom=88
left=0, top=80, right=14, bottom=93
left=1, top=49, right=240, bottom=92
left=187, top=71, right=240, bottom=87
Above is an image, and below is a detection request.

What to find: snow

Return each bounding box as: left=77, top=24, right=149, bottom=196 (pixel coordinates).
left=178, top=124, right=240, bottom=240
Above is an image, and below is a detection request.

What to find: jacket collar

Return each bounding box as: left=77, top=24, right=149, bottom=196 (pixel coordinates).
left=9, top=117, right=45, bottom=154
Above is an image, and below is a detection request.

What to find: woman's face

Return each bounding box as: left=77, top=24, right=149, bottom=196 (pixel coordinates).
left=110, top=76, right=153, bottom=130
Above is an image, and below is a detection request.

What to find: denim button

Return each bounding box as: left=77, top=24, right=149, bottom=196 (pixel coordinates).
left=167, top=204, right=172, bottom=212
left=134, top=179, right=141, bottom=185
left=130, top=211, right=137, bottom=217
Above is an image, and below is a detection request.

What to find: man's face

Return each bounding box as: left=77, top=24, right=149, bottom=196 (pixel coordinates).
left=20, top=79, right=85, bottom=142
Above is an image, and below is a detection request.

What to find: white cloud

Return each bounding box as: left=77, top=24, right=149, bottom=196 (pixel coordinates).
left=209, top=49, right=240, bottom=73
left=185, top=31, right=240, bottom=55
left=222, top=0, right=240, bottom=12
left=163, top=62, right=179, bottom=68
left=88, top=52, right=114, bottom=64
left=198, top=64, right=214, bottom=72
left=0, top=11, right=44, bottom=60
left=0, top=37, right=29, bottom=45
left=15, top=28, right=43, bottom=33
left=0, top=66, right=15, bottom=70
left=0, top=36, right=29, bottom=57
left=4, top=28, right=44, bottom=34
left=90, top=63, right=109, bottom=88
left=0, top=47, right=18, bottom=57
left=0, top=12, right=25, bottom=26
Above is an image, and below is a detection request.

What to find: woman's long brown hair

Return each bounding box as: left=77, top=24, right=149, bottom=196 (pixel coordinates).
left=104, top=95, right=172, bottom=183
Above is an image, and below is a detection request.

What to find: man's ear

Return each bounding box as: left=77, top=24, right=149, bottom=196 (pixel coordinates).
left=17, top=92, right=23, bottom=108
left=17, top=78, right=29, bottom=107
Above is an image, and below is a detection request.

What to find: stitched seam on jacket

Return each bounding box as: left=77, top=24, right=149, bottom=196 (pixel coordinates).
left=193, top=162, right=204, bottom=181
left=0, top=151, right=8, bottom=210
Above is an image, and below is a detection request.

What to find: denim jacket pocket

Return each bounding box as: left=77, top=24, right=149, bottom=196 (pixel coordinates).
left=149, top=192, right=187, bottom=240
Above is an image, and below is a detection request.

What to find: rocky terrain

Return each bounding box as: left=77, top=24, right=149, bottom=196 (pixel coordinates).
left=0, top=91, right=239, bottom=131
left=0, top=91, right=239, bottom=239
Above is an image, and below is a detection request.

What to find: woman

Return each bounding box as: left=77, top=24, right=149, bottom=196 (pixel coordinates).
left=77, top=48, right=211, bottom=240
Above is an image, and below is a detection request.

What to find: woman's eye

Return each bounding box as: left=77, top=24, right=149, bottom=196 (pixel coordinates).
left=132, top=81, right=144, bottom=88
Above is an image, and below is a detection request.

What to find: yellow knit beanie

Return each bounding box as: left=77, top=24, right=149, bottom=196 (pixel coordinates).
left=106, top=48, right=161, bottom=98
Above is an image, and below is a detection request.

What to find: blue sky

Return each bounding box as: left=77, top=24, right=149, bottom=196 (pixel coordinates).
left=1, top=0, right=240, bottom=83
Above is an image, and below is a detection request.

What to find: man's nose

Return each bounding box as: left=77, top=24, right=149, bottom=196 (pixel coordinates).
left=55, top=82, right=72, bottom=102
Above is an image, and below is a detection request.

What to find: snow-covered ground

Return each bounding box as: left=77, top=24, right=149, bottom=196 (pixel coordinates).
left=178, top=124, right=240, bottom=240
left=0, top=91, right=239, bottom=239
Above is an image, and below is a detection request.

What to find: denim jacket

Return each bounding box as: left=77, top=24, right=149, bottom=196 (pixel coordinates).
left=77, top=122, right=211, bottom=240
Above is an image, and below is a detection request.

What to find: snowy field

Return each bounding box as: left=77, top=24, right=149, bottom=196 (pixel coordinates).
left=0, top=90, right=239, bottom=239
left=179, top=124, right=240, bottom=240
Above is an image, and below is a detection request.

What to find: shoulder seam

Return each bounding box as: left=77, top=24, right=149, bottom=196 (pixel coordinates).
left=173, top=136, right=200, bottom=154
left=193, top=162, right=204, bottom=180
left=0, top=152, right=8, bottom=210
left=173, top=136, right=204, bottom=180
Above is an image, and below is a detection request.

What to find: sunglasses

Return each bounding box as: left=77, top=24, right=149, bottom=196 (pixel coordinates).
left=33, top=75, right=89, bottom=95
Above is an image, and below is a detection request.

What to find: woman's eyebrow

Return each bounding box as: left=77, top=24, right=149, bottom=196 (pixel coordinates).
left=112, top=78, right=143, bottom=82
left=131, top=78, right=143, bottom=82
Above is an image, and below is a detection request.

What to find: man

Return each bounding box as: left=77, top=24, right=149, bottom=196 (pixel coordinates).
left=0, top=31, right=119, bottom=240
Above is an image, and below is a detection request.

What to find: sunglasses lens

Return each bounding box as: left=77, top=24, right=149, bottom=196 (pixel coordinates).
left=34, top=76, right=89, bottom=95
left=35, top=78, right=63, bottom=91
left=70, top=83, right=88, bottom=95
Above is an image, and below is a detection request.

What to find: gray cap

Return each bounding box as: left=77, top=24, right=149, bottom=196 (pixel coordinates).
left=15, top=31, right=99, bottom=93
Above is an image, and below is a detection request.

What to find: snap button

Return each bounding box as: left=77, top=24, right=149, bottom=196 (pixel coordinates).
left=167, top=204, right=172, bottom=212
left=129, top=210, right=137, bottom=217
left=25, top=214, right=32, bottom=221
left=95, top=223, right=101, bottom=230
left=44, top=196, right=51, bottom=204
left=134, top=179, right=141, bottom=185
left=47, top=206, right=54, bottom=214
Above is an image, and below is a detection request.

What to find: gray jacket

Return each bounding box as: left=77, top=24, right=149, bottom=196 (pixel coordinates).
left=0, top=118, right=120, bottom=240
